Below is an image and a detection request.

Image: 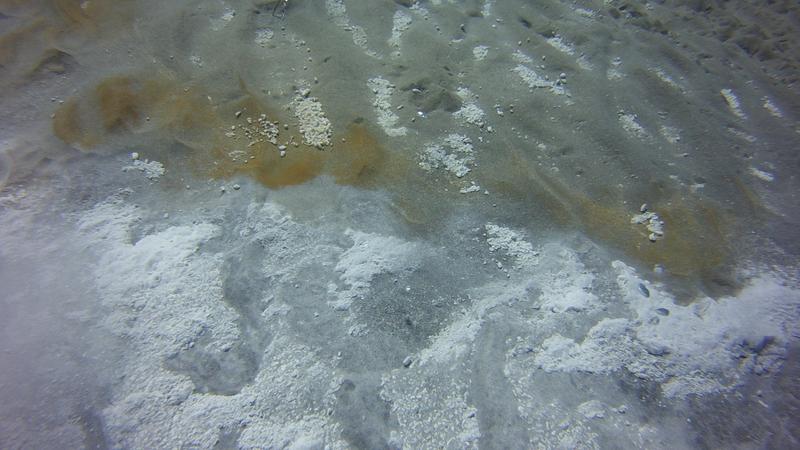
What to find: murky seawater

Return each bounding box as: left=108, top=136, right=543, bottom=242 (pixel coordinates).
left=1, top=0, right=799, bottom=448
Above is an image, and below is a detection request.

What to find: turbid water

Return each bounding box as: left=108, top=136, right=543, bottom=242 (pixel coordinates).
left=1, top=0, right=799, bottom=448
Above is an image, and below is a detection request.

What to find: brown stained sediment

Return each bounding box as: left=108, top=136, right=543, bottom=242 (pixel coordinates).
left=52, top=73, right=410, bottom=191
left=0, top=0, right=134, bottom=89
left=484, top=144, right=731, bottom=290
left=52, top=98, right=100, bottom=148
left=96, top=77, right=143, bottom=131
left=52, top=73, right=734, bottom=292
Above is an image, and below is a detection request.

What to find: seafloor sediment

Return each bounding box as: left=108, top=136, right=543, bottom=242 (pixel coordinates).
left=0, top=0, right=798, bottom=448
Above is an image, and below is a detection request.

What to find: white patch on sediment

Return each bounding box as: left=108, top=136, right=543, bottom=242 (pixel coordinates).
left=576, top=54, right=594, bottom=70
left=368, top=77, right=407, bottom=137
left=607, top=57, right=623, bottom=80
left=618, top=112, right=647, bottom=139
left=532, top=261, right=800, bottom=399
left=481, top=0, right=495, bottom=17
left=254, top=28, right=274, bottom=47
left=292, top=88, right=332, bottom=147
left=210, top=7, right=236, bottom=31
left=762, top=96, right=783, bottom=118
left=473, top=45, right=489, bottom=61
left=418, top=134, right=475, bottom=178
left=650, top=67, right=682, bottom=91
left=546, top=35, right=576, bottom=56
left=512, top=50, right=534, bottom=65
left=122, top=158, right=165, bottom=181
left=659, top=125, right=681, bottom=144
left=749, top=167, right=775, bottom=182
left=325, top=0, right=379, bottom=58
left=485, top=223, right=539, bottom=269
left=720, top=88, right=747, bottom=119
left=331, top=229, right=420, bottom=311
left=728, top=127, right=757, bottom=143
left=513, top=65, right=568, bottom=96
left=388, top=10, right=412, bottom=58
left=453, top=87, right=485, bottom=128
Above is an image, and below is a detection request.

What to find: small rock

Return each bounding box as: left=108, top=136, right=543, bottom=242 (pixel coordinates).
left=655, top=307, right=669, bottom=316
left=638, top=283, right=650, bottom=298
left=233, top=184, right=241, bottom=190
left=131, top=152, right=140, bottom=160
left=278, top=144, right=287, bottom=151
left=402, top=356, right=413, bottom=368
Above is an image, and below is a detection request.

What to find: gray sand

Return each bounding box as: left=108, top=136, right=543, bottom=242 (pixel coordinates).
left=1, top=0, right=799, bottom=448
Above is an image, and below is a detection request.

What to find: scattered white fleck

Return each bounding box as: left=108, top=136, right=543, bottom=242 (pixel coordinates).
left=631, top=207, right=664, bottom=241
left=255, top=28, right=274, bottom=47
left=459, top=182, right=481, bottom=194
left=720, top=89, right=746, bottom=119
left=577, top=400, right=606, bottom=419
left=512, top=50, right=534, bottom=65
left=618, top=112, right=647, bottom=139
left=659, top=125, right=681, bottom=144
left=513, top=65, right=568, bottom=96
left=419, top=134, right=475, bottom=178
left=762, top=97, right=783, bottom=118
left=453, top=87, right=486, bottom=128
left=473, top=45, right=489, bottom=61
left=388, top=10, right=413, bottom=58
left=650, top=67, right=682, bottom=91
left=749, top=167, right=774, bottom=182
left=546, top=35, right=575, bottom=56
left=122, top=159, right=165, bottom=181
left=485, top=223, right=539, bottom=269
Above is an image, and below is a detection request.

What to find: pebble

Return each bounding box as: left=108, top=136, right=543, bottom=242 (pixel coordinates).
left=655, top=307, right=669, bottom=316
left=638, top=283, right=650, bottom=297
left=233, top=184, right=241, bottom=190
left=402, top=356, right=413, bottom=368
left=131, top=152, right=140, bottom=160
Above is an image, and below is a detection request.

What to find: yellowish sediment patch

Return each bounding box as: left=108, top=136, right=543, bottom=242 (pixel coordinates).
left=52, top=72, right=736, bottom=293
